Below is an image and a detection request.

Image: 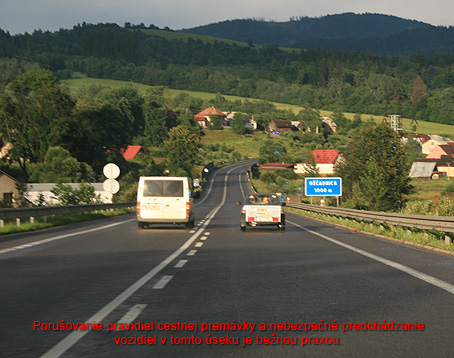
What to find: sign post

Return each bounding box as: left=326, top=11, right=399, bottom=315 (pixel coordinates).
left=103, top=163, right=120, bottom=201
left=304, top=177, right=342, bottom=205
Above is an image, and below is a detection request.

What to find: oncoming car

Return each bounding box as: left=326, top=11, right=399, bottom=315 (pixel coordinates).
left=239, top=193, right=285, bottom=231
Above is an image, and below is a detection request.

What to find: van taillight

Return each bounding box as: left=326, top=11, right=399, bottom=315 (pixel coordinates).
left=136, top=202, right=141, bottom=214
left=186, top=202, right=190, bottom=214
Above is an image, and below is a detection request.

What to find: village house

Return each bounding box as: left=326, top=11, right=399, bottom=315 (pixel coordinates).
left=120, top=145, right=149, bottom=160
left=266, top=120, right=302, bottom=135
left=0, top=141, right=12, bottom=159
left=425, top=143, right=454, bottom=159
left=245, top=118, right=257, bottom=131
left=320, top=117, right=337, bottom=134
left=194, top=107, right=227, bottom=128
left=0, top=170, right=21, bottom=207
left=401, top=133, right=430, bottom=147
left=294, top=149, right=342, bottom=176
left=421, top=135, right=451, bottom=155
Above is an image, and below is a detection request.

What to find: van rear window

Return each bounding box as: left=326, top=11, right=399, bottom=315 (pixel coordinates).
left=143, top=180, right=183, bottom=197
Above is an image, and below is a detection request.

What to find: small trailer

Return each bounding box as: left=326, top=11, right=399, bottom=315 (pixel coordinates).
left=239, top=193, right=285, bottom=231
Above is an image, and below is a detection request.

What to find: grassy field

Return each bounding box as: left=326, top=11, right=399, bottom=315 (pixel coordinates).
left=62, top=76, right=454, bottom=204
left=63, top=76, right=454, bottom=138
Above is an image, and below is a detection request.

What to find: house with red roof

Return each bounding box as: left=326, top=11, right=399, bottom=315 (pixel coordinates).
left=294, top=149, right=342, bottom=176
left=194, top=107, right=227, bottom=128
left=121, top=145, right=149, bottom=160
left=425, top=143, right=454, bottom=159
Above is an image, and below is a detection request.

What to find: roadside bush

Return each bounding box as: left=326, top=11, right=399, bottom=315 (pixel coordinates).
left=51, top=183, right=101, bottom=205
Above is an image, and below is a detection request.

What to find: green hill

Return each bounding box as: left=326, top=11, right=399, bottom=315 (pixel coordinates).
left=63, top=77, right=454, bottom=138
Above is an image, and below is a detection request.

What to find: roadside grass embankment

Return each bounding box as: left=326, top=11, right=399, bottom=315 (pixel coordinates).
left=0, top=207, right=135, bottom=236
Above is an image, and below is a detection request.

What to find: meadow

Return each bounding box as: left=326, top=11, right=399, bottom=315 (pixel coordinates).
left=63, top=76, right=454, bottom=205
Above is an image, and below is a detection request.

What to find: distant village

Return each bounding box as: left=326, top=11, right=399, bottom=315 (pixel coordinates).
left=0, top=106, right=450, bottom=207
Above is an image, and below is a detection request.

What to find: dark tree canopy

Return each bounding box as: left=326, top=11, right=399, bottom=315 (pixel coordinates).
left=335, top=124, right=412, bottom=211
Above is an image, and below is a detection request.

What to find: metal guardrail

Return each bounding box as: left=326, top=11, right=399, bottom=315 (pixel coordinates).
left=286, top=202, right=454, bottom=234
left=0, top=202, right=135, bottom=226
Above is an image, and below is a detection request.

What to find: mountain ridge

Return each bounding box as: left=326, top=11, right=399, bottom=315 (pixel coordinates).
left=179, top=13, right=452, bottom=55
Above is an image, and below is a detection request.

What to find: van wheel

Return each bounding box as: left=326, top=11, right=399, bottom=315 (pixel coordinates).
left=138, top=222, right=145, bottom=229
left=241, top=225, right=246, bottom=231
left=185, top=218, right=195, bottom=229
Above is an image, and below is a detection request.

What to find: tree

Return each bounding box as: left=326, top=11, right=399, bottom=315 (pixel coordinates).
left=144, top=107, right=169, bottom=146
left=259, top=140, right=287, bottom=164
left=230, top=113, right=247, bottom=135
left=334, top=124, right=412, bottom=211
left=28, top=146, right=95, bottom=183
left=410, top=75, right=427, bottom=104
left=51, top=183, right=101, bottom=205
left=296, top=106, right=320, bottom=132
left=164, top=126, right=201, bottom=177
left=100, top=87, right=145, bottom=137
left=0, top=70, right=75, bottom=177
left=68, top=97, right=132, bottom=171
left=177, top=111, right=201, bottom=135
left=302, top=155, right=319, bottom=177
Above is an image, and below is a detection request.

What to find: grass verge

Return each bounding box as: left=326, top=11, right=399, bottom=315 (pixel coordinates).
left=0, top=208, right=135, bottom=236
left=286, top=207, right=454, bottom=255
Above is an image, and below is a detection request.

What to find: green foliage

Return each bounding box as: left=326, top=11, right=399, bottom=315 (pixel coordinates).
left=4, top=23, right=454, bottom=126
left=51, top=183, right=101, bottom=205
left=231, top=151, right=242, bottom=161
left=335, top=124, right=412, bottom=211
left=301, top=156, right=320, bottom=177
left=164, top=125, right=201, bottom=177
left=274, top=169, right=299, bottom=180
left=230, top=113, right=248, bottom=135
left=261, top=171, right=277, bottom=184
left=28, top=146, right=95, bottom=183
left=259, top=140, right=287, bottom=164
left=0, top=70, right=75, bottom=176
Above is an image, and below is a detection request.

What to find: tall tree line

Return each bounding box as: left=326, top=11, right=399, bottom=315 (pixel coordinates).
left=2, top=24, right=454, bottom=123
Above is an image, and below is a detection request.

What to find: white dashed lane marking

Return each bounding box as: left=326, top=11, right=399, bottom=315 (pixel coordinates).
left=153, top=275, right=173, bottom=289
left=116, top=304, right=147, bottom=326
left=174, top=260, right=188, bottom=268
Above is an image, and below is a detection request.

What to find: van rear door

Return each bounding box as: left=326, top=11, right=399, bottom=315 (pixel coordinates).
left=161, top=179, right=186, bottom=219
left=140, top=179, right=186, bottom=220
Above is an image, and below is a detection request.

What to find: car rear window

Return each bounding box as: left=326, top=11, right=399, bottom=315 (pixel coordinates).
left=143, top=180, right=184, bottom=197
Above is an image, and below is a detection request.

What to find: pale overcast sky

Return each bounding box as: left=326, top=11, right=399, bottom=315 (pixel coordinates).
left=1, top=0, right=454, bottom=34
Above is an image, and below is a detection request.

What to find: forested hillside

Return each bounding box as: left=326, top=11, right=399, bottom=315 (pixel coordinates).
left=180, top=13, right=434, bottom=54
left=2, top=22, right=454, bottom=125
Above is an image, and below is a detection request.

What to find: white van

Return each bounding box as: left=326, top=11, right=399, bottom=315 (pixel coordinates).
left=136, top=176, right=195, bottom=229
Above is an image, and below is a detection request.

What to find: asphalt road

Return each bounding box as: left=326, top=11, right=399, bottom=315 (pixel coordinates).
left=1, top=162, right=454, bottom=358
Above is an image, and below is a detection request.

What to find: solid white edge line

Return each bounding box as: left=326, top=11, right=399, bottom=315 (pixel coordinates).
left=288, top=219, right=454, bottom=295
left=0, top=218, right=137, bottom=256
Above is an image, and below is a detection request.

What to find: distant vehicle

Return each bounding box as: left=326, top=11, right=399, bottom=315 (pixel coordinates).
left=136, top=176, right=195, bottom=229
left=239, top=193, right=285, bottom=231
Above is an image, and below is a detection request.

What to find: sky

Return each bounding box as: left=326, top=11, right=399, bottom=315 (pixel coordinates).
left=2, top=0, right=454, bottom=35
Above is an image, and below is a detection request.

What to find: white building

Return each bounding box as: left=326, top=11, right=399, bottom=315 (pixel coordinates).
left=26, top=183, right=113, bottom=205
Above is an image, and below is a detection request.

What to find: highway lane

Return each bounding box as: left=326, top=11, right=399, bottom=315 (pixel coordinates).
left=2, top=162, right=454, bottom=357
